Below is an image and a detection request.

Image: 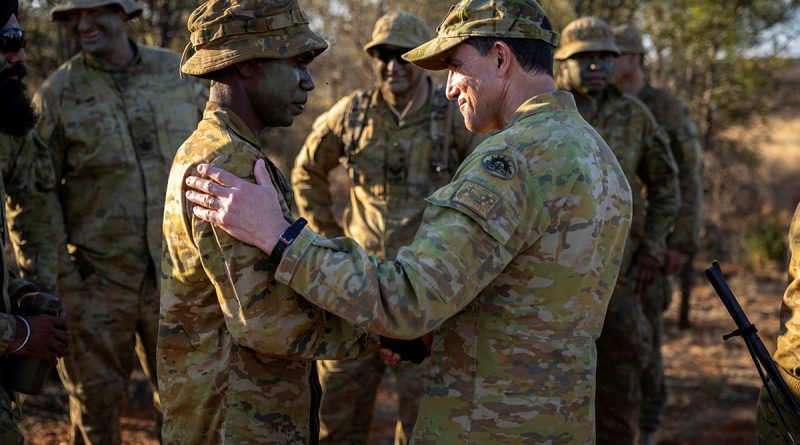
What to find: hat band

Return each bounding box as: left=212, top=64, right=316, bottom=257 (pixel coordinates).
left=191, top=8, right=309, bottom=47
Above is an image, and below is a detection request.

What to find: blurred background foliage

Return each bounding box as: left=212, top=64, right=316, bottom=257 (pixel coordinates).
left=18, top=0, right=800, bottom=265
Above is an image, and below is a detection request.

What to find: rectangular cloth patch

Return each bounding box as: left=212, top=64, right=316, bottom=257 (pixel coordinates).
left=451, top=180, right=501, bottom=220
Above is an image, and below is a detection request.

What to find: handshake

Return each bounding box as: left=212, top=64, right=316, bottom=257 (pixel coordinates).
left=378, top=333, right=433, bottom=366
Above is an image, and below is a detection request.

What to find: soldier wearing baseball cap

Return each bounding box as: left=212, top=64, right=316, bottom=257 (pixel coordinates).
left=32, top=1, right=207, bottom=443
left=158, top=1, right=380, bottom=443
left=292, top=11, right=482, bottom=444
left=557, top=16, right=680, bottom=445
left=181, top=0, right=633, bottom=443
left=611, top=24, right=703, bottom=445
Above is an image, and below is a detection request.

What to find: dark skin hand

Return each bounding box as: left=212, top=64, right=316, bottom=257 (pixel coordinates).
left=663, top=247, right=686, bottom=275
left=7, top=312, right=68, bottom=367
left=379, top=332, right=433, bottom=367
left=631, top=252, right=661, bottom=293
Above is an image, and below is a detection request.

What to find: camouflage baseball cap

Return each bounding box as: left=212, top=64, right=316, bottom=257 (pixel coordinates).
left=51, top=0, right=143, bottom=21
left=613, top=25, right=645, bottom=54
left=180, top=0, right=328, bottom=78
left=363, top=12, right=431, bottom=53
left=554, top=16, right=619, bottom=61
left=402, top=0, right=559, bottom=71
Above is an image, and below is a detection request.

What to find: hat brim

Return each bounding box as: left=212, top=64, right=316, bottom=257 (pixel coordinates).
left=51, top=1, right=143, bottom=21
left=555, top=41, right=620, bottom=60
left=402, top=36, right=467, bottom=71
left=363, top=34, right=427, bottom=53
left=181, top=29, right=328, bottom=78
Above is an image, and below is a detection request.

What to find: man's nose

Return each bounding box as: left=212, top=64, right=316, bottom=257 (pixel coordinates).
left=300, top=68, right=315, bottom=91
left=445, top=71, right=459, bottom=100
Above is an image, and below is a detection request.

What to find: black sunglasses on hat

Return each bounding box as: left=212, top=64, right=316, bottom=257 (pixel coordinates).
left=1, top=28, right=26, bottom=54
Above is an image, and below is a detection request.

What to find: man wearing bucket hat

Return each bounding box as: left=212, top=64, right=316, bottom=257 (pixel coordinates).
left=0, top=2, right=70, bottom=442
left=612, top=25, right=703, bottom=445
left=555, top=16, right=680, bottom=445
left=290, top=11, right=480, bottom=444
left=30, top=1, right=207, bottom=442
left=158, top=1, right=379, bottom=443
left=182, top=0, right=634, bottom=442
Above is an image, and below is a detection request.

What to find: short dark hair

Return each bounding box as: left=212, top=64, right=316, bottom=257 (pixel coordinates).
left=464, top=17, right=554, bottom=76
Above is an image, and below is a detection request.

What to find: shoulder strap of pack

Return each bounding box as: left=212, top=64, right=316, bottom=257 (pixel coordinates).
left=430, top=85, right=454, bottom=175
left=342, top=90, right=373, bottom=169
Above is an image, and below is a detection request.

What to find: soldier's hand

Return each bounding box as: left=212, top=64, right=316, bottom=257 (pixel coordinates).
left=9, top=314, right=69, bottom=366
left=632, top=252, right=661, bottom=293
left=378, top=333, right=433, bottom=366
left=185, top=160, right=289, bottom=254
left=663, top=248, right=686, bottom=275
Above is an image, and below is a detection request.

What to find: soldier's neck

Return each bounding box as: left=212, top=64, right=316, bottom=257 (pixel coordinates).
left=210, top=84, right=263, bottom=139
left=383, top=77, right=429, bottom=120
left=613, top=68, right=646, bottom=96
left=89, top=37, right=136, bottom=70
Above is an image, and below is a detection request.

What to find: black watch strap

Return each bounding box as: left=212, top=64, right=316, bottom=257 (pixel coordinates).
left=270, top=217, right=308, bottom=264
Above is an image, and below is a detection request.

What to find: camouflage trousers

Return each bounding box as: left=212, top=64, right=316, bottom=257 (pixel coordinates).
left=318, top=353, right=430, bottom=445
left=56, top=264, right=161, bottom=445
left=756, top=369, right=800, bottom=444
left=0, top=388, right=22, bottom=445
left=596, top=278, right=653, bottom=445
left=639, top=273, right=670, bottom=434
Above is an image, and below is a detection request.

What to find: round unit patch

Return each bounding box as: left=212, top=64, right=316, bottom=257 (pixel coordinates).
left=482, top=153, right=516, bottom=180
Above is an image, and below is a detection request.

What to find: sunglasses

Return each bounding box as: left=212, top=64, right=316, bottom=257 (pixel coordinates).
left=373, top=48, right=409, bottom=65
left=1, top=28, right=26, bottom=54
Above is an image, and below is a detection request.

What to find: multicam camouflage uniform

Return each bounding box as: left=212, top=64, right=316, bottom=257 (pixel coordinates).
left=0, top=133, right=60, bottom=292
left=556, top=17, right=680, bottom=445
left=613, top=25, right=704, bottom=438
left=277, top=88, right=633, bottom=445
left=292, top=12, right=480, bottom=444
left=31, top=2, right=206, bottom=441
left=756, top=202, right=800, bottom=444
left=159, top=1, right=377, bottom=443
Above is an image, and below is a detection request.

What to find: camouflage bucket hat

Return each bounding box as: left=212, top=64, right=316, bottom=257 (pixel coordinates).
left=403, top=0, right=559, bottom=71
left=363, top=12, right=431, bottom=53
left=613, top=25, right=645, bottom=54
left=180, top=0, right=328, bottom=78
left=554, top=16, right=619, bottom=61
left=51, top=0, right=143, bottom=21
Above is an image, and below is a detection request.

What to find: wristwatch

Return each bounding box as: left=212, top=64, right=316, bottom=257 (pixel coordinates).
left=270, top=217, right=308, bottom=264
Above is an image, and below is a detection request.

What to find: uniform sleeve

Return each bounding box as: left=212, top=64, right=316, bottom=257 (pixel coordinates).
left=775, top=203, right=800, bottom=372
left=276, top=148, right=538, bottom=339
left=291, top=98, right=350, bottom=239
left=636, top=113, right=680, bottom=262
left=665, top=101, right=702, bottom=255
left=4, top=133, right=61, bottom=291
left=194, top=149, right=376, bottom=360
left=32, top=82, right=77, bottom=290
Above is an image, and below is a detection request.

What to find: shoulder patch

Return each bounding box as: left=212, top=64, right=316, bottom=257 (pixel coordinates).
left=452, top=180, right=501, bottom=220
left=482, top=153, right=516, bottom=179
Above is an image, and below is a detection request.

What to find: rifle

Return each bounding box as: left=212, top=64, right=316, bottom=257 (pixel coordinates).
left=705, top=261, right=800, bottom=442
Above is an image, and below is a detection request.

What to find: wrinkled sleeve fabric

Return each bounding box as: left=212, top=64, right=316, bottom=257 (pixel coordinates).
left=775, top=203, right=800, bottom=373
left=3, top=133, right=60, bottom=291
left=665, top=99, right=702, bottom=255
left=291, top=96, right=351, bottom=238
left=636, top=112, right=680, bottom=262
left=277, top=144, right=539, bottom=340
left=192, top=147, right=375, bottom=360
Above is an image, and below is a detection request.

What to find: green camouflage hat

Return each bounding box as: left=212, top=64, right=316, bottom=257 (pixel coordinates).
left=402, top=0, right=559, bottom=71
left=180, top=0, right=328, bottom=78
left=51, top=0, right=143, bottom=21
left=363, top=11, right=431, bottom=53
left=554, top=16, right=619, bottom=60
left=613, top=25, right=645, bottom=54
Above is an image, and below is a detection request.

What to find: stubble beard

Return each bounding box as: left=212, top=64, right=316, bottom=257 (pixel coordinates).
left=0, top=64, right=37, bottom=137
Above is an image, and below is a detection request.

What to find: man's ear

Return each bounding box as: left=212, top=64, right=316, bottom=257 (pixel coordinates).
left=494, top=41, right=513, bottom=76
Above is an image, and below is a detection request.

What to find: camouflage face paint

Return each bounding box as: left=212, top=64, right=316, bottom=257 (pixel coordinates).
left=566, top=52, right=615, bottom=96
left=248, top=52, right=316, bottom=128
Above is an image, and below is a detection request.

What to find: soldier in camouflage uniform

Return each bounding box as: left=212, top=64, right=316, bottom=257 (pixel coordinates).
left=292, top=11, right=480, bottom=444
left=0, top=3, right=70, bottom=442
left=30, top=1, right=207, bottom=443
left=555, top=17, right=680, bottom=445
left=611, top=25, right=703, bottom=445
left=158, top=1, right=378, bottom=443
left=756, top=202, right=800, bottom=444
left=184, top=0, right=634, bottom=443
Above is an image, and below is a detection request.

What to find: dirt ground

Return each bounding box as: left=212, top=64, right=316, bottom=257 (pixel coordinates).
left=14, top=260, right=784, bottom=445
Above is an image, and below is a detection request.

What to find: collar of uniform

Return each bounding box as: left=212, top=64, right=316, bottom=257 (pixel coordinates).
left=376, top=75, right=434, bottom=126
left=82, top=40, right=142, bottom=73
left=202, top=101, right=261, bottom=148
left=507, top=90, right=578, bottom=128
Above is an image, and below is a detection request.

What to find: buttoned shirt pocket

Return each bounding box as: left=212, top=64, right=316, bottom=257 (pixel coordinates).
left=63, top=99, right=135, bottom=173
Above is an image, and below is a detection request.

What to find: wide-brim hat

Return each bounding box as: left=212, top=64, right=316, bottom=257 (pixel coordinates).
left=51, top=0, right=143, bottom=21
left=180, top=0, right=328, bottom=78
left=613, top=25, right=646, bottom=55
left=554, top=16, right=619, bottom=60
left=403, top=0, right=559, bottom=71
left=363, top=11, right=431, bottom=53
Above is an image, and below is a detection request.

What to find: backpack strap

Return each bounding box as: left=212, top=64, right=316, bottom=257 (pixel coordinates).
left=429, top=85, right=454, bottom=175
left=341, top=90, right=373, bottom=173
